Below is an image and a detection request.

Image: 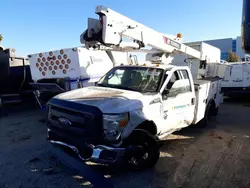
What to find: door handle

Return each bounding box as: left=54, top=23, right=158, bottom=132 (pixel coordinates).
left=191, top=98, right=195, bottom=105
left=163, top=110, right=168, bottom=119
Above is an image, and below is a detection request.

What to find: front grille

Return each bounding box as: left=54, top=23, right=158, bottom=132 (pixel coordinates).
left=47, top=98, right=103, bottom=144
left=50, top=105, right=91, bottom=128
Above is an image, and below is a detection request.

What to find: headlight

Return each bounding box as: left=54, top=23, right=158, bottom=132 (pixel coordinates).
left=103, top=113, right=129, bottom=141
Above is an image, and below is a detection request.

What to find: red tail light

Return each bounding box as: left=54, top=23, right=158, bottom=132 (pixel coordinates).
left=77, top=83, right=81, bottom=88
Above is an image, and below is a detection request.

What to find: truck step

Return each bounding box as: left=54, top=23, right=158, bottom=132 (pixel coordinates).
left=0, top=94, right=22, bottom=104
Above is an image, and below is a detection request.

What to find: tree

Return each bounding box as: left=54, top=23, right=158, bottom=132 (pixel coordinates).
left=0, top=34, right=3, bottom=43
left=227, top=49, right=240, bottom=62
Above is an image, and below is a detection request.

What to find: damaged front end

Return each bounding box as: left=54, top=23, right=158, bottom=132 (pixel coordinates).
left=46, top=98, right=128, bottom=164
left=49, top=138, right=126, bottom=164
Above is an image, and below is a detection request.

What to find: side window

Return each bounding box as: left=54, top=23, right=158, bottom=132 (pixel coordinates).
left=180, top=70, right=192, bottom=92
left=163, top=70, right=192, bottom=99
left=166, top=71, right=180, bottom=90
left=181, top=70, right=189, bottom=79
left=107, top=69, right=124, bottom=85
left=163, top=71, right=181, bottom=98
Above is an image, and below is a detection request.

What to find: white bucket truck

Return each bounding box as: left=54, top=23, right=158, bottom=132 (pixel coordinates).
left=46, top=5, right=223, bottom=170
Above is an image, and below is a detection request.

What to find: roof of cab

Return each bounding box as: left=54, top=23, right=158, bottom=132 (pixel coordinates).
left=117, top=62, right=175, bottom=70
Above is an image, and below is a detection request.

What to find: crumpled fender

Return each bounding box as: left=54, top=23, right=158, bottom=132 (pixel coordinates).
left=121, top=109, right=147, bottom=140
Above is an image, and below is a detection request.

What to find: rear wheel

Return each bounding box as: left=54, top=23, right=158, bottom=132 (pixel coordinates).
left=123, top=130, right=160, bottom=171
left=212, top=106, right=219, bottom=116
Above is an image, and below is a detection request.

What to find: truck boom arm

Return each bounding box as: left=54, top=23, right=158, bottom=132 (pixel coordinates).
left=80, top=5, right=204, bottom=64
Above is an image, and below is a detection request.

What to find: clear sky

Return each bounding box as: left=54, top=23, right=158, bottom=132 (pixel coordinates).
left=1, top=0, right=242, bottom=56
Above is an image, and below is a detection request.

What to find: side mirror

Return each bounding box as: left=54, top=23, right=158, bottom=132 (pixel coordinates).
left=162, top=89, right=169, bottom=100
left=162, top=89, right=169, bottom=96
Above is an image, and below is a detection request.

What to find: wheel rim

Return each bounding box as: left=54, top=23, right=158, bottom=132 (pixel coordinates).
left=127, top=143, right=153, bottom=167
left=129, top=152, right=149, bottom=165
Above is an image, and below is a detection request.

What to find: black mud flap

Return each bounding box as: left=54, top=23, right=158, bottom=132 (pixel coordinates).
left=51, top=146, right=114, bottom=188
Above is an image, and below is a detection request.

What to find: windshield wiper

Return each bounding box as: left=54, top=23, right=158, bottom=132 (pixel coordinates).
left=96, top=83, right=139, bottom=92
left=96, top=83, right=108, bottom=87
left=114, top=85, right=139, bottom=92
left=141, top=90, right=157, bottom=93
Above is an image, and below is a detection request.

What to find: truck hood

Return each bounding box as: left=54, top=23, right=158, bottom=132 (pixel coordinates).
left=54, top=86, right=144, bottom=113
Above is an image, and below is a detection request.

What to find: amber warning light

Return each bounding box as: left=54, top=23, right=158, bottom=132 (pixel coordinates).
left=35, top=49, right=71, bottom=77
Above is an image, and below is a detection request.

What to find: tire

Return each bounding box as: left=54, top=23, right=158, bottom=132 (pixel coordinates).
left=123, top=130, right=160, bottom=171
left=212, top=106, right=219, bottom=116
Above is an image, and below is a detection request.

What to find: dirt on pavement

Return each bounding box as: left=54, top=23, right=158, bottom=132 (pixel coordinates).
left=0, top=99, right=250, bottom=188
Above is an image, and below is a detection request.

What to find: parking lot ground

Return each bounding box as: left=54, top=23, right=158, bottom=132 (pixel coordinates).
left=0, top=98, right=250, bottom=188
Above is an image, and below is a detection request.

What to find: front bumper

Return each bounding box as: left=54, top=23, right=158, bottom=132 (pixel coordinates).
left=48, top=129, right=125, bottom=164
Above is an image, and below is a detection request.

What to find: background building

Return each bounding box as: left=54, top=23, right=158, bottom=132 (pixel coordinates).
left=197, top=37, right=247, bottom=61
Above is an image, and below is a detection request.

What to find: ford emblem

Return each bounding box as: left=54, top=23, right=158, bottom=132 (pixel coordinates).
left=58, top=117, right=72, bottom=127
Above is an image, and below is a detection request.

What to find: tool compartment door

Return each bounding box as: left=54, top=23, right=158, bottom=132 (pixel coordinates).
left=242, top=63, right=250, bottom=87
left=193, top=80, right=209, bottom=124
left=230, top=65, right=243, bottom=87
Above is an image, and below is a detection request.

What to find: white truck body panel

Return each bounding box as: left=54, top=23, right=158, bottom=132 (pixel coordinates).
left=185, top=42, right=221, bottom=63
left=193, top=78, right=222, bottom=123
left=171, top=42, right=221, bottom=79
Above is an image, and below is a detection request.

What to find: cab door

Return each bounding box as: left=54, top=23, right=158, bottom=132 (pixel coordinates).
left=159, top=70, right=183, bottom=134
left=159, top=68, right=195, bottom=134
left=177, top=69, right=196, bottom=127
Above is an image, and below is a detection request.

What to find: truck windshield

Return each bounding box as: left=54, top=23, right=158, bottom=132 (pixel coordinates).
left=96, top=66, right=164, bottom=93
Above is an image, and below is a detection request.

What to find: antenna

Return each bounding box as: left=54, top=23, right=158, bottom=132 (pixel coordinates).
left=0, top=34, right=3, bottom=43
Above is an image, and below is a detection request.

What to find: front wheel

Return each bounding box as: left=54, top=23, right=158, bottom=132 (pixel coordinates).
left=123, top=130, right=160, bottom=171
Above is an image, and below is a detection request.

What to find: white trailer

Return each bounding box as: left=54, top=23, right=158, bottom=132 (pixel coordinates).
left=28, top=47, right=130, bottom=107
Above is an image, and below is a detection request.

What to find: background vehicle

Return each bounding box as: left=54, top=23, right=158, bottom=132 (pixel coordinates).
left=46, top=5, right=223, bottom=170
left=203, top=60, right=250, bottom=97
left=242, top=0, right=250, bottom=54
left=0, top=47, right=33, bottom=108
